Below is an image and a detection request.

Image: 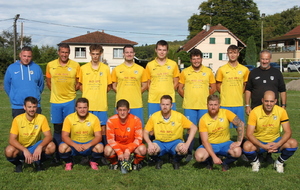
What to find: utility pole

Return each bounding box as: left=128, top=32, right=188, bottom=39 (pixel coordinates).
left=20, top=22, right=23, bottom=48
left=261, top=13, right=265, bottom=51
left=13, top=14, right=20, bottom=62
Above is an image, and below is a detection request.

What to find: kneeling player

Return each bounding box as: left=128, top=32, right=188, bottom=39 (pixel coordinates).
left=59, top=98, right=104, bottom=170
left=5, top=96, right=55, bottom=172
left=105, top=99, right=146, bottom=172
left=195, top=95, right=244, bottom=171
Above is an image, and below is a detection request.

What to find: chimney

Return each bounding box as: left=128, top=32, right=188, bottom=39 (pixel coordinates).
left=206, top=24, right=210, bottom=31
left=87, top=31, right=90, bottom=34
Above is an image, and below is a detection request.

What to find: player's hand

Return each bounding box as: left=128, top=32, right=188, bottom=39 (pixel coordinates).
left=124, top=149, right=131, bottom=160
left=80, top=144, right=91, bottom=151
left=245, top=106, right=252, bottom=116
left=32, top=145, right=43, bottom=161
left=267, top=142, right=279, bottom=153
left=23, top=149, right=33, bottom=164
left=230, top=142, right=241, bottom=149
left=118, top=154, right=125, bottom=161
left=73, top=144, right=83, bottom=152
left=147, top=143, right=156, bottom=154
left=178, top=143, right=188, bottom=154
left=212, top=156, right=222, bottom=165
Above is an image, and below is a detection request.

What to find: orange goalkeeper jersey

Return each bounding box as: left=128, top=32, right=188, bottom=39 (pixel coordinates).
left=106, top=113, right=143, bottom=156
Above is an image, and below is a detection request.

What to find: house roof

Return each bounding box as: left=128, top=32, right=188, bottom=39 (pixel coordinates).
left=181, top=24, right=246, bottom=52
left=266, top=25, right=300, bottom=42
left=60, top=31, right=138, bottom=45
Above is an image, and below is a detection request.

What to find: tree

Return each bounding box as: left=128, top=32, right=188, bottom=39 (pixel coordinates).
left=245, top=36, right=257, bottom=66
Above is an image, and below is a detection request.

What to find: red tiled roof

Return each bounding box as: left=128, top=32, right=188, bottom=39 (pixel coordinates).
left=182, top=24, right=246, bottom=52
left=266, top=25, right=300, bottom=42
left=61, top=31, right=138, bottom=45
left=284, top=25, right=300, bottom=36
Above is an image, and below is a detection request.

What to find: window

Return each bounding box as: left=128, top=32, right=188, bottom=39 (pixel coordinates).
left=225, top=38, right=231, bottom=44
left=75, top=47, right=86, bottom=58
left=219, top=53, right=228, bottom=61
left=203, top=53, right=212, bottom=59
left=113, top=48, right=123, bottom=58
left=209, top=38, right=215, bottom=44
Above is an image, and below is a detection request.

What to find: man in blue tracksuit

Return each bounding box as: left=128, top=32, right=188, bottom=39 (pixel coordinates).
left=4, top=46, right=44, bottom=118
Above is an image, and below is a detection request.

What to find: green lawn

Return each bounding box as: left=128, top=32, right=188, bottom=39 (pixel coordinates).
left=0, top=81, right=300, bottom=190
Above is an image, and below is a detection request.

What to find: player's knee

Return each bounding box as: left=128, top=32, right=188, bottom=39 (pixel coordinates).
left=93, top=144, right=104, bottom=153
left=230, top=147, right=242, bottom=158
left=287, top=138, right=298, bottom=148
left=104, top=145, right=114, bottom=156
left=5, top=145, right=17, bottom=157
left=45, top=142, right=56, bottom=154
left=58, top=143, right=69, bottom=153
left=136, top=145, right=147, bottom=155
left=194, top=149, right=206, bottom=162
left=242, top=141, right=255, bottom=151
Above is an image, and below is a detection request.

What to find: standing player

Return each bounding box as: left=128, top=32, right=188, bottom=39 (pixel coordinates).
left=243, top=91, right=298, bottom=173
left=145, top=40, right=180, bottom=118
left=215, top=45, right=249, bottom=128
left=79, top=44, right=112, bottom=146
left=4, top=46, right=44, bottom=118
left=111, top=45, right=147, bottom=124
left=59, top=98, right=104, bottom=170
left=143, top=95, right=197, bottom=170
left=178, top=48, right=216, bottom=161
left=5, top=97, right=55, bottom=172
left=105, top=99, right=146, bottom=172
left=195, top=95, right=244, bottom=171
left=46, top=43, right=80, bottom=161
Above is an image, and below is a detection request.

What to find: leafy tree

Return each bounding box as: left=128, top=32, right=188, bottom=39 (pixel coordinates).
left=38, top=45, right=57, bottom=63
left=245, top=36, right=257, bottom=66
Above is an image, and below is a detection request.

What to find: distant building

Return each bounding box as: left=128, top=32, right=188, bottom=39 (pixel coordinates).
left=180, top=23, right=246, bottom=72
left=60, top=31, right=137, bottom=70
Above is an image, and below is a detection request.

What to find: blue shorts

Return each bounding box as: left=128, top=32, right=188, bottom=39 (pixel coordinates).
left=221, top=106, right=245, bottom=128
left=61, top=140, right=103, bottom=156
left=90, top=111, right=108, bottom=126
left=154, top=139, right=183, bottom=157
left=257, top=137, right=281, bottom=154
left=148, top=103, right=176, bottom=118
left=27, top=140, right=43, bottom=154
left=130, top=108, right=144, bottom=127
left=198, top=141, right=233, bottom=156
left=184, top=109, right=207, bottom=126
left=51, top=99, right=75, bottom=124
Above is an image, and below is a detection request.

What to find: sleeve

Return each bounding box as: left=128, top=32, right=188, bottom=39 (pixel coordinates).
left=225, top=110, right=237, bottom=123
left=145, top=64, right=151, bottom=80
left=46, top=63, right=51, bottom=78
left=107, top=66, right=112, bottom=85
left=4, top=67, right=11, bottom=95
left=173, top=63, right=180, bottom=78
left=10, top=118, right=19, bottom=135
left=145, top=116, right=154, bottom=132
left=247, top=111, right=258, bottom=126
left=199, top=118, right=208, bottom=133
left=245, top=71, right=253, bottom=91
left=106, top=118, right=123, bottom=156
left=179, top=70, right=185, bottom=84
left=126, top=117, right=143, bottom=153
left=277, top=72, right=286, bottom=92
left=92, top=117, right=101, bottom=132
left=75, top=63, right=80, bottom=78
left=215, top=68, right=223, bottom=82
left=141, top=69, right=148, bottom=83
left=208, top=70, right=216, bottom=84
left=181, top=114, right=193, bottom=129
left=62, top=117, right=71, bottom=133
left=37, top=65, right=45, bottom=93
left=41, top=116, right=51, bottom=132
left=244, top=68, right=250, bottom=82
left=280, top=109, right=289, bottom=124
left=78, top=66, right=83, bottom=83
left=111, top=68, right=117, bottom=82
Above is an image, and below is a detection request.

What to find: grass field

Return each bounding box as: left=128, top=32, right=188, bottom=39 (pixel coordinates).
left=0, top=79, right=300, bottom=190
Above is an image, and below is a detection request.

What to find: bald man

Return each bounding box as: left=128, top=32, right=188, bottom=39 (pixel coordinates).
left=243, top=91, right=298, bottom=173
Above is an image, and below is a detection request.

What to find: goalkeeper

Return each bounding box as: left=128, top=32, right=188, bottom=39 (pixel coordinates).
left=104, top=99, right=146, bottom=171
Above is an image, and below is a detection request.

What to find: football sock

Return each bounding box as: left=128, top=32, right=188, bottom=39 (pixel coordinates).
left=279, top=147, right=298, bottom=163
left=102, top=135, right=108, bottom=146
left=243, top=150, right=257, bottom=161
left=90, top=152, right=102, bottom=162
left=7, top=157, right=22, bottom=166
left=174, top=154, right=185, bottom=163
left=133, top=154, right=145, bottom=164
left=107, top=155, right=118, bottom=165
left=223, top=155, right=238, bottom=165
left=60, top=152, right=72, bottom=163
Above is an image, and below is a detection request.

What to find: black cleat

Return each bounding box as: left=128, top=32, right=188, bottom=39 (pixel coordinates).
left=15, top=164, right=23, bottom=173
left=222, top=164, right=229, bottom=171
left=100, top=157, right=109, bottom=165
left=185, top=154, right=193, bottom=162
left=34, top=163, right=45, bottom=172
left=155, top=160, right=163, bottom=169
left=172, top=162, right=180, bottom=170
left=132, top=163, right=142, bottom=171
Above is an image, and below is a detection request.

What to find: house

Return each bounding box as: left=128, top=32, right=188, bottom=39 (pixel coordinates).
left=265, top=25, right=300, bottom=63
left=181, top=24, right=246, bottom=72
left=60, top=31, right=138, bottom=69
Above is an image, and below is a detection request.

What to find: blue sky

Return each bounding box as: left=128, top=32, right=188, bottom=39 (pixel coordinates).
left=0, top=0, right=298, bottom=47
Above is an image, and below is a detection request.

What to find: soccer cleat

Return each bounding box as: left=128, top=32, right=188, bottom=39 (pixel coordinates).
left=15, top=164, right=23, bottom=173
left=172, top=162, right=180, bottom=170
left=34, top=162, right=45, bottom=172
left=274, top=162, right=284, bottom=173
left=222, top=164, right=229, bottom=171
left=90, top=161, right=99, bottom=170
left=100, top=157, right=109, bottom=165
left=65, top=162, right=73, bottom=171
left=132, top=163, right=142, bottom=171
left=109, top=164, right=118, bottom=170
left=185, top=154, right=193, bottom=162
left=251, top=160, right=260, bottom=172
left=155, top=160, right=163, bottom=169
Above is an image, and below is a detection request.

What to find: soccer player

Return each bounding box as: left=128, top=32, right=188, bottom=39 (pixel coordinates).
left=4, top=46, right=44, bottom=118
left=243, top=91, right=298, bottom=173
left=145, top=40, right=180, bottom=118
left=215, top=45, right=249, bottom=128
left=178, top=48, right=216, bottom=161
left=194, top=95, right=244, bottom=171
left=143, top=95, right=197, bottom=170
left=59, top=98, right=104, bottom=171
left=46, top=43, right=80, bottom=161
left=105, top=99, right=146, bottom=172
left=111, top=45, right=147, bottom=124
left=79, top=44, right=112, bottom=146
left=5, top=96, right=55, bottom=172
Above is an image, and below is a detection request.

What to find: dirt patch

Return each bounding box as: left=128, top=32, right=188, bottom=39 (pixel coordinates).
left=286, top=79, right=300, bottom=91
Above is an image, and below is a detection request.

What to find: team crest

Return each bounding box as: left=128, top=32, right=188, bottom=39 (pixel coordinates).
left=270, top=76, right=274, bottom=80
left=127, top=127, right=131, bottom=132
left=34, top=125, right=38, bottom=129
left=100, top=72, right=103, bottom=76
left=219, top=118, right=224, bottom=122
left=68, top=67, right=72, bottom=71
left=30, top=70, right=34, bottom=75
left=86, top=122, right=91, bottom=127
left=171, top=122, right=175, bottom=126
left=273, top=116, right=277, bottom=120
left=167, top=66, right=171, bottom=70
left=238, top=71, right=242, bottom=75
left=134, top=70, right=138, bottom=74
left=202, top=72, right=206, bottom=76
